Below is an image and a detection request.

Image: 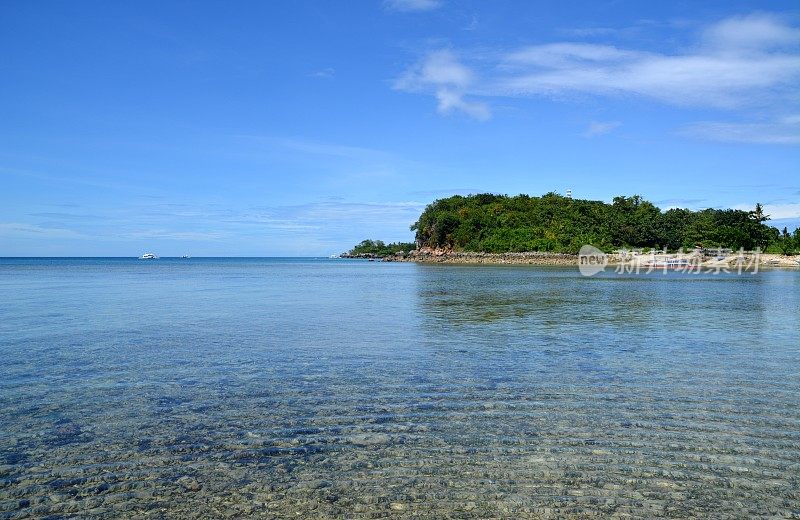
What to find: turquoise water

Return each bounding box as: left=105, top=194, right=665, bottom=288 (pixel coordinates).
left=1, top=258, right=799, bottom=518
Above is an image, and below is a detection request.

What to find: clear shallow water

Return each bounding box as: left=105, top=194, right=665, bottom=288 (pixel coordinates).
left=0, top=258, right=799, bottom=519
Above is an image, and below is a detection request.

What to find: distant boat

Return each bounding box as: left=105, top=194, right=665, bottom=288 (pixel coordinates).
left=181, top=254, right=191, bottom=259
left=329, top=254, right=339, bottom=259
left=139, top=253, right=159, bottom=260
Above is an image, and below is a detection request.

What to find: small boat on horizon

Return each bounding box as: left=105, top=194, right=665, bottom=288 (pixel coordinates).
left=139, top=252, right=159, bottom=260
left=181, top=254, right=191, bottom=259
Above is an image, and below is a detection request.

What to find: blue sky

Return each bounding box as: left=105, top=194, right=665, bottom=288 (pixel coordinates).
left=1, top=0, right=799, bottom=256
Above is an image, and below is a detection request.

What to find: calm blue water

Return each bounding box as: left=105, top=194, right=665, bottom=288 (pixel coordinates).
left=1, top=258, right=799, bottom=518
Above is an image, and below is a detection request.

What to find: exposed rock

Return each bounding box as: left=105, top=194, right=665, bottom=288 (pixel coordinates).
left=177, top=476, right=202, bottom=492
left=386, top=249, right=580, bottom=265
left=348, top=433, right=391, bottom=446
left=382, top=248, right=800, bottom=268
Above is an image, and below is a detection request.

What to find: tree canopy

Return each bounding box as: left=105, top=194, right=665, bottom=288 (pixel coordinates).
left=346, top=239, right=416, bottom=257
left=408, top=193, right=794, bottom=254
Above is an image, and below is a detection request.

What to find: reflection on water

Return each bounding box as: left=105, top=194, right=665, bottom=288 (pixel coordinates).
left=0, top=258, right=798, bottom=518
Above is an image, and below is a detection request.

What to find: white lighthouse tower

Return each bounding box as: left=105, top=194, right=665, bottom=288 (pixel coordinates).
left=566, top=189, right=573, bottom=199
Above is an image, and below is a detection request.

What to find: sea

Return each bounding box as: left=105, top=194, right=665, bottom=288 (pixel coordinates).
left=1, top=257, right=798, bottom=518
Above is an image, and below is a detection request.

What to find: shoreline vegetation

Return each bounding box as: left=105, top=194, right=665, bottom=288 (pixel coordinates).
left=343, top=193, right=800, bottom=267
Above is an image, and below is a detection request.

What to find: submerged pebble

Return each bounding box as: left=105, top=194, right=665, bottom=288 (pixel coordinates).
left=177, top=477, right=202, bottom=492
left=1, top=259, right=798, bottom=518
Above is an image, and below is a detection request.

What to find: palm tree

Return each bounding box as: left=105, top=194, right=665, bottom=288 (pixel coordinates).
left=749, top=203, right=769, bottom=222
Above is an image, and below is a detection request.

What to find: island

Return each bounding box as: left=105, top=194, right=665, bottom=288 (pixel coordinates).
left=345, top=193, right=800, bottom=267
left=340, top=239, right=416, bottom=259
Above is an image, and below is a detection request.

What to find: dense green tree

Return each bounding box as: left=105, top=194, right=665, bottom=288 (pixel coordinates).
left=746, top=202, right=775, bottom=249
left=405, top=193, right=786, bottom=254
left=776, top=227, right=797, bottom=255
left=659, top=208, right=694, bottom=250
left=347, top=239, right=416, bottom=257
left=609, top=196, right=662, bottom=247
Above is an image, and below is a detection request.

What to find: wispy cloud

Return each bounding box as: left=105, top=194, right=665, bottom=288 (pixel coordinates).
left=384, top=0, right=441, bottom=12
left=310, top=67, right=335, bottom=79
left=654, top=198, right=707, bottom=209
left=272, top=137, right=389, bottom=160
left=122, top=230, right=225, bottom=241
left=583, top=120, right=621, bottom=138
left=0, top=166, right=153, bottom=193
left=29, top=212, right=105, bottom=221
left=733, top=202, right=800, bottom=220
left=560, top=27, right=619, bottom=38
left=394, top=49, right=490, bottom=120
left=497, top=15, right=799, bottom=109
left=0, top=222, right=87, bottom=239
left=222, top=200, right=425, bottom=251
left=233, top=135, right=414, bottom=185
left=394, top=14, right=800, bottom=138
left=679, top=115, right=800, bottom=145
left=236, top=135, right=391, bottom=162
left=703, top=13, right=800, bottom=50
left=558, top=18, right=697, bottom=40
left=244, top=200, right=426, bottom=229
left=5, top=197, right=424, bottom=255
left=408, top=188, right=482, bottom=198
left=463, top=15, right=478, bottom=31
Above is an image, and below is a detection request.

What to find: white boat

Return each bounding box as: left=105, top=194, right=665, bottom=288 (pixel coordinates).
left=181, top=254, right=191, bottom=259
left=139, top=252, right=159, bottom=260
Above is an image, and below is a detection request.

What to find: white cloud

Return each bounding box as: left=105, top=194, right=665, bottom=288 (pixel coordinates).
left=384, top=0, right=441, bottom=12
left=310, top=68, right=335, bottom=79
left=504, top=43, right=642, bottom=68
left=496, top=32, right=799, bottom=108
left=396, top=49, right=473, bottom=89
left=435, top=88, right=490, bottom=120
left=583, top=120, right=621, bottom=138
left=733, top=202, right=800, bottom=220
left=766, top=203, right=800, bottom=220
left=679, top=116, right=800, bottom=144
left=394, top=14, right=800, bottom=134
left=394, top=49, right=490, bottom=120
left=702, top=13, right=800, bottom=51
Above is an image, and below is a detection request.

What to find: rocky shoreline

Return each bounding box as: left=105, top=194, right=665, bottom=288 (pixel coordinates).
left=372, top=249, right=800, bottom=268
left=383, top=249, right=581, bottom=265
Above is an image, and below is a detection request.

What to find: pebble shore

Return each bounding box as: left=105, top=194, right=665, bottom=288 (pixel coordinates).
left=380, top=249, right=800, bottom=268
left=387, top=250, right=581, bottom=265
